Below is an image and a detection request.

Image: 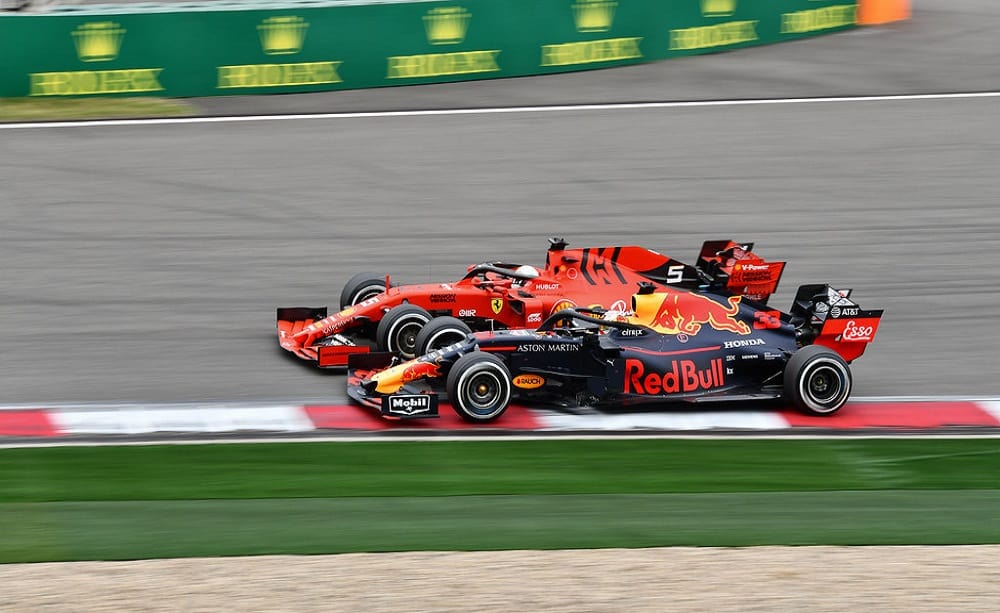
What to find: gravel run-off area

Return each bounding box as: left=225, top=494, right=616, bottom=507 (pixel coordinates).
left=3, top=546, right=1000, bottom=612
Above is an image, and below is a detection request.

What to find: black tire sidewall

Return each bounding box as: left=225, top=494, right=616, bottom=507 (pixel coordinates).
left=376, top=304, right=432, bottom=358
left=339, top=272, right=388, bottom=310
left=414, top=317, right=473, bottom=355
left=446, top=353, right=512, bottom=422
left=784, top=345, right=852, bottom=415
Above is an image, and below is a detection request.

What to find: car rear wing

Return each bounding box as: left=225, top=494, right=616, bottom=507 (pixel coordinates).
left=789, top=284, right=884, bottom=363
left=696, top=240, right=785, bottom=304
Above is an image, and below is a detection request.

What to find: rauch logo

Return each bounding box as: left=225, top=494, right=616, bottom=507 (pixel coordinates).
left=512, top=374, right=545, bottom=389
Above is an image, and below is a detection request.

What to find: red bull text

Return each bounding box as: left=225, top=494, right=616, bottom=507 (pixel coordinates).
left=624, top=358, right=725, bottom=395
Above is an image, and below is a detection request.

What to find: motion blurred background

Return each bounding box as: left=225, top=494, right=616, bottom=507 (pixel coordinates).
left=2, top=0, right=998, bottom=406
left=4, top=3, right=1000, bottom=610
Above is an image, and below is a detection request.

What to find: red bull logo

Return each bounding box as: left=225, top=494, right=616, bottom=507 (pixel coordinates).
left=402, top=361, right=440, bottom=383
left=647, top=292, right=751, bottom=336
left=373, top=359, right=441, bottom=394
left=624, top=358, right=725, bottom=395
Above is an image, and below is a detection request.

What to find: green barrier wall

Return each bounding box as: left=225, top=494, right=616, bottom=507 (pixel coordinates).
left=0, top=0, right=858, bottom=97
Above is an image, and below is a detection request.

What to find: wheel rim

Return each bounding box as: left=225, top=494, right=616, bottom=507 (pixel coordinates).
left=799, top=359, right=849, bottom=413
left=394, top=320, right=424, bottom=357
left=463, top=370, right=504, bottom=415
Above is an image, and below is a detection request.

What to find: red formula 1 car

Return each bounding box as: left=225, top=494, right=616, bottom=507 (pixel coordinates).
left=347, top=282, right=884, bottom=422
left=277, top=238, right=786, bottom=367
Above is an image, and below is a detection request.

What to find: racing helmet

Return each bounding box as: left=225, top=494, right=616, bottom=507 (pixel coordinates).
left=514, top=265, right=539, bottom=279
left=513, top=265, right=540, bottom=286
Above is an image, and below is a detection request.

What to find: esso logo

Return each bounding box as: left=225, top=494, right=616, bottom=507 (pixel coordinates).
left=512, top=374, right=545, bottom=389
left=842, top=320, right=874, bottom=341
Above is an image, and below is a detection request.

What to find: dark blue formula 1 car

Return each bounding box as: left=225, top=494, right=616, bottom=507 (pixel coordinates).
left=347, top=282, right=883, bottom=422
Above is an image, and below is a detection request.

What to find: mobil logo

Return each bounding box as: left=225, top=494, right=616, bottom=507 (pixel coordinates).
left=623, top=358, right=725, bottom=395
left=383, top=393, right=438, bottom=417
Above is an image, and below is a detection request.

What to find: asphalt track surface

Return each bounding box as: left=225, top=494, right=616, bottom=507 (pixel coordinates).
left=1, top=0, right=998, bottom=407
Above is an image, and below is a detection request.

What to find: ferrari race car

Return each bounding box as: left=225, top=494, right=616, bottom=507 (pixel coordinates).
left=277, top=238, right=785, bottom=367
left=347, top=282, right=883, bottom=421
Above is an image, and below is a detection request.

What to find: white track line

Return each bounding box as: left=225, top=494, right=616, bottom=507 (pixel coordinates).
left=3, top=396, right=1000, bottom=449
left=5, top=433, right=1000, bottom=450
left=2, top=91, right=999, bottom=130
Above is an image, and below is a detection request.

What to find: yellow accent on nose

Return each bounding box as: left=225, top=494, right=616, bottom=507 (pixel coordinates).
left=372, top=366, right=406, bottom=394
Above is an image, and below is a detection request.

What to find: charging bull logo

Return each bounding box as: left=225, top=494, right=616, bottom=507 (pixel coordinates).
left=650, top=293, right=750, bottom=336
left=372, top=359, right=441, bottom=394
left=402, top=361, right=440, bottom=383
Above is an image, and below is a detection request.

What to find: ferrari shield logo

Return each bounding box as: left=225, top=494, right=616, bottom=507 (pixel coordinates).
left=491, top=298, right=503, bottom=314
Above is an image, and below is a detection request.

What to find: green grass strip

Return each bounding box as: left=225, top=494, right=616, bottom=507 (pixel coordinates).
left=0, top=97, right=194, bottom=121
left=2, top=491, right=999, bottom=562
left=2, top=439, right=999, bottom=502
left=3, top=439, right=999, bottom=561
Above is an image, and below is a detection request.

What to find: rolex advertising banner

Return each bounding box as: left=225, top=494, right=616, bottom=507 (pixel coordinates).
left=0, top=0, right=858, bottom=98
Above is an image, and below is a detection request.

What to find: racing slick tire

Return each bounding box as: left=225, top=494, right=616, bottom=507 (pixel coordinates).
left=414, top=317, right=473, bottom=356
left=339, top=272, right=389, bottom=310
left=376, top=304, right=432, bottom=359
left=783, top=345, right=853, bottom=416
left=446, top=352, right=512, bottom=423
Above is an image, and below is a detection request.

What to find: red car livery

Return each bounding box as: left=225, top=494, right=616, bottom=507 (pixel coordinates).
left=277, top=238, right=785, bottom=367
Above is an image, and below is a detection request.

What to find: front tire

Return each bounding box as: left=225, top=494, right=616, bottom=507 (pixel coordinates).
left=414, top=317, right=473, bottom=355
left=376, top=304, right=432, bottom=359
left=446, top=352, right=512, bottom=422
left=340, top=272, right=388, bottom=310
left=783, top=345, right=852, bottom=416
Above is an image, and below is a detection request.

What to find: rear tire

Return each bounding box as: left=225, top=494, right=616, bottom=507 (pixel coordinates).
left=783, top=345, right=852, bottom=416
left=340, top=272, right=388, bottom=310
left=446, top=352, right=512, bottom=422
left=414, top=317, right=473, bottom=355
left=376, top=304, right=432, bottom=359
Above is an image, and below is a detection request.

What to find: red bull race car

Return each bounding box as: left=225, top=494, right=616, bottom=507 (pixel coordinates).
left=277, top=238, right=786, bottom=367
left=347, top=282, right=883, bottom=421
